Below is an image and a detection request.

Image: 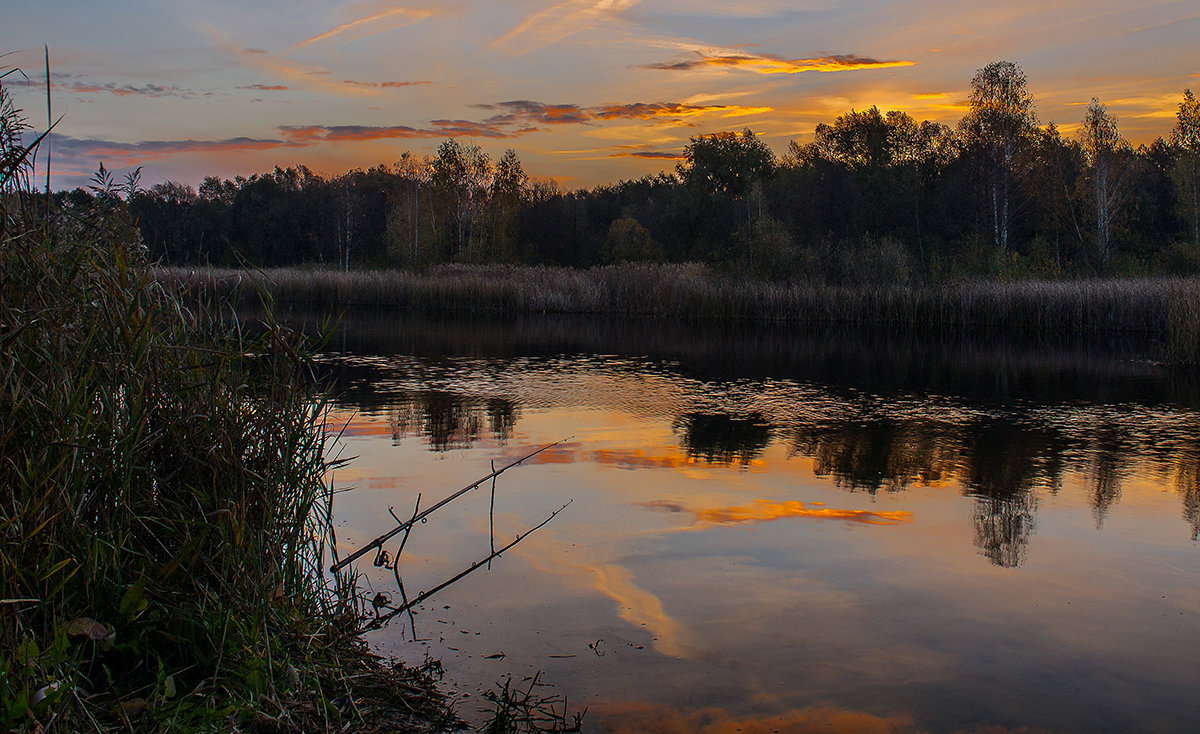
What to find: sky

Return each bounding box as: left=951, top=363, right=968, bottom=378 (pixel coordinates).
left=4, top=0, right=1199, bottom=191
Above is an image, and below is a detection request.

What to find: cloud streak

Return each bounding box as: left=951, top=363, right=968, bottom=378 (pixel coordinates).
left=55, top=81, right=201, bottom=99
left=490, top=0, right=642, bottom=54
left=610, top=150, right=687, bottom=159
left=287, top=5, right=436, bottom=52
left=644, top=52, right=915, bottom=75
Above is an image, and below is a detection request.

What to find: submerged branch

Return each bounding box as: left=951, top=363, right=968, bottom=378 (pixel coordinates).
left=366, top=500, right=573, bottom=630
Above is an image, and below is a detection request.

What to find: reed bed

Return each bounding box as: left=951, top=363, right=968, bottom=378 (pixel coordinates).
left=159, top=264, right=1200, bottom=364
left=2, top=201, right=458, bottom=730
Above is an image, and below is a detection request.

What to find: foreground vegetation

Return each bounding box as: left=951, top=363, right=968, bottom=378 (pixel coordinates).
left=159, top=263, right=1200, bottom=366
left=1, top=74, right=475, bottom=732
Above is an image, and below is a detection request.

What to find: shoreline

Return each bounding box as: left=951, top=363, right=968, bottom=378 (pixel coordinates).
left=157, top=263, right=1200, bottom=365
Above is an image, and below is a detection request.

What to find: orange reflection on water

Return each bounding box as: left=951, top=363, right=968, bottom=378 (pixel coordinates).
left=591, top=701, right=919, bottom=734
left=641, top=498, right=913, bottom=528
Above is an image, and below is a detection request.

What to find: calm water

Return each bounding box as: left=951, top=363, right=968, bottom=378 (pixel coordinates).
left=306, top=309, right=1200, bottom=734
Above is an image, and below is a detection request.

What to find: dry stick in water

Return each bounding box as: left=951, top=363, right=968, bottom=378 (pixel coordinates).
left=367, top=501, right=573, bottom=630
left=330, top=438, right=570, bottom=573
left=488, top=462, right=497, bottom=570
left=385, top=494, right=422, bottom=641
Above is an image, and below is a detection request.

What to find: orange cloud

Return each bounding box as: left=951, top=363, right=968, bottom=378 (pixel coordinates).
left=640, top=499, right=913, bottom=527
left=591, top=448, right=690, bottom=468
left=645, top=52, right=915, bottom=75
left=238, top=84, right=290, bottom=91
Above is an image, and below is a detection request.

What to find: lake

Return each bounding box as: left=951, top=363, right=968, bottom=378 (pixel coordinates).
left=303, top=308, right=1200, bottom=733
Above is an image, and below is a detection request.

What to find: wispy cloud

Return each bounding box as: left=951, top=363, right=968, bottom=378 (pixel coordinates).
left=490, top=0, right=642, bottom=54
left=644, top=51, right=915, bottom=75
left=55, top=81, right=201, bottom=99
left=238, top=84, right=290, bottom=91
left=287, top=4, right=436, bottom=52
left=341, top=79, right=432, bottom=89
left=208, top=32, right=375, bottom=97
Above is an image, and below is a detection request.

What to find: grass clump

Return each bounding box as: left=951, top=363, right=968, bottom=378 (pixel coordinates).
left=1, top=80, right=459, bottom=732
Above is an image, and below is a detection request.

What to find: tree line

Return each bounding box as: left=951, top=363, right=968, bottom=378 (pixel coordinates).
left=61, top=61, right=1200, bottom=281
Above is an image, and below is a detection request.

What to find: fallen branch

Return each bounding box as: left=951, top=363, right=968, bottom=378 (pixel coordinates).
left=365, top=500, right=572, bottom=630
left=330, top=438, right=570, bottom=573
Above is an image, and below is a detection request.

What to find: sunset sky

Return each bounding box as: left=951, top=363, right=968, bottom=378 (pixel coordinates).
left=5, top=0, right=1199, bottom=190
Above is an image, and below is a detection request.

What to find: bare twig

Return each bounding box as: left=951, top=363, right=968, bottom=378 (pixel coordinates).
left=366, top=501, right=572, bottom=629
left=331, top=438, right=570, bottom=573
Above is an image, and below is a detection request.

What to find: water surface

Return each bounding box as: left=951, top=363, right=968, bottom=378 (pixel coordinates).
left=309, top=310, right=1200, bottom=733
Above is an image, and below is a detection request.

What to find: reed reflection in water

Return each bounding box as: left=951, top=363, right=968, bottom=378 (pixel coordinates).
left=310, top=310, right=1200, bottom=733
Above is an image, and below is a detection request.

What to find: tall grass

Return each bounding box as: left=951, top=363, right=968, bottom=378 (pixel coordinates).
left=1, top=84, right=458, bottom=731
left=159, top=264, right=1200, bottom=364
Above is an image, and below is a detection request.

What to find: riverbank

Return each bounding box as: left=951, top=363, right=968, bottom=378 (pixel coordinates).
left=0, top=244, right=470, bottom=731
left=159, top=263, right=1200, bottom=365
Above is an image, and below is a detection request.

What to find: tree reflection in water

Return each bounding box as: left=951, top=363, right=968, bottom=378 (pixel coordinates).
left=387, top=390, right=520, bottom=451
left=1177, top=442, right=1200, bottom=541
left=675, top=412, right=772, bottom=467
left=307, top=311, right=1200, bottom=569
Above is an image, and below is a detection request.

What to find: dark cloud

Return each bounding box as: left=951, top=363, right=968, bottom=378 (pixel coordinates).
left=56, top=81, right=200, bottom=98
left=238, top=84, right=290, bottom=91
left=613, top=150, right=688, bottom=159
left=472, top=99, right=759, bottom=128
left=279, top=124, right=445, bottom=142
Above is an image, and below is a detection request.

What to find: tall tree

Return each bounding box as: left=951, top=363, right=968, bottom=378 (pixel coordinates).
left=959, top=61, right=1038, bottom=252
left=1080, top=98, right=1129, bottom=271
left=812, top=107, right=892, bottom=169
left=430, top=139, right=492, bottom=260
left=386, top=151, right=433, bottom=267
left=489, top=149, right=528, bottom=261
left=1170, top=89, right=1200, bottom=248
left=680, top=129, right=774, bottom=226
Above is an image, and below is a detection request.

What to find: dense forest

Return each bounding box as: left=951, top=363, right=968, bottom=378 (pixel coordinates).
left=65, top=62, right=1200, bottom=282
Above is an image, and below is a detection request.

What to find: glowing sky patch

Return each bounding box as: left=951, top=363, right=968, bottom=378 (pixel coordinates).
left=5, top=0, right=1197, bottom=189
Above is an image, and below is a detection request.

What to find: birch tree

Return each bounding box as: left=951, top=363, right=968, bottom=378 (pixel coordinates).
left=959, top=61, right=1038, bottom=252
left=1080, top=98, right=1129, bottom=271
left=1170, top=89, right=1200, bottom=248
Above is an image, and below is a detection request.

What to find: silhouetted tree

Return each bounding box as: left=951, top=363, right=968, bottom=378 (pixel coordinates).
left=959, top=61, right=1038, bottom=253
left=1170, top=89, right=1200, bottom=250
left=1080, top=99, right=1131, bottom=271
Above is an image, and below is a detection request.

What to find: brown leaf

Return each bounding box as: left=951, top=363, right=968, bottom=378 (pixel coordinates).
left=119, top=698, right=148, bottom=716
left=64, top=617, right=111, bottom=641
